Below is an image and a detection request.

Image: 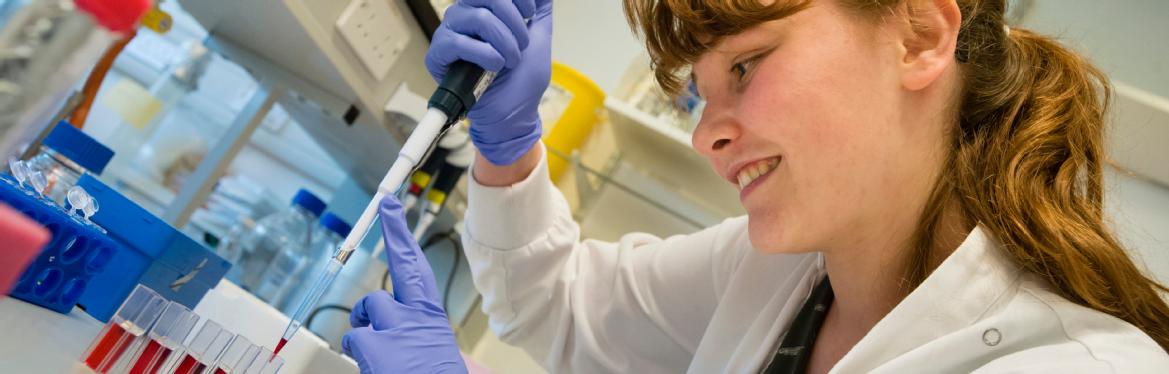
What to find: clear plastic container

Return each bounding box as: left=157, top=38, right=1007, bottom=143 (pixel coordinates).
left=256, top=212, right=351, bottom=308
left=23, top=121, right=113, bottom=207
left=125, top=302, right=199, bottom=374
left=243, top=348, right=284, bottom=374
left=169, top=320, right=234, bottom=374
left=81, top=285, right=168, bottom=373
left=232, top=188, right=325, bottom=292
left=216, top=216, right=256, bottom=265
left=211, top=336, right=261, bottom=374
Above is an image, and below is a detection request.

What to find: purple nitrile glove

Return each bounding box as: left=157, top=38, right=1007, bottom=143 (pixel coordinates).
left=342, top=196, right=466, bottom=374
left=425, top=0, right=553, bottom=166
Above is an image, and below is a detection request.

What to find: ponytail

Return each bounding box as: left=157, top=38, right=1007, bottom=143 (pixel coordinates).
left=906, top=0, right=1169, bottom=352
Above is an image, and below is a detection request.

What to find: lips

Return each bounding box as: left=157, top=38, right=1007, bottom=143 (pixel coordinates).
left=734, top=156, right=781, bottom=190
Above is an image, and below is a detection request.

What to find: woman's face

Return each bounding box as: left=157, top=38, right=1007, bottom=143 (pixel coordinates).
left=690, top=0, right=954, bottom=254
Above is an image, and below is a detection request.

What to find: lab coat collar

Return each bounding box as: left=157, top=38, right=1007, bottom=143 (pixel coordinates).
left=830, top=225, right=1023, bottom=372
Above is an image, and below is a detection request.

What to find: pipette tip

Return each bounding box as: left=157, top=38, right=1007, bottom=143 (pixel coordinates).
left=273, top=338, right=288, bottom=356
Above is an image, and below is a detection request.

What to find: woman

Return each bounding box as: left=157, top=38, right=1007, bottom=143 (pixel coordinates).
left=342, top=0, right=1169, bottom=372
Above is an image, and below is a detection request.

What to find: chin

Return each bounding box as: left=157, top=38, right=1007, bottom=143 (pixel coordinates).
left=746, top=212, right=805, bottom=254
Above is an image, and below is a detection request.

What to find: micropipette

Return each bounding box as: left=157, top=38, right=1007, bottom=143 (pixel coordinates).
left=275, top=61, right=496, bottom=354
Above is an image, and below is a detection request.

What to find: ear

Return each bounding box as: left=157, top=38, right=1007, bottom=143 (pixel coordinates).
left=897, top=0, right=961, bottom=91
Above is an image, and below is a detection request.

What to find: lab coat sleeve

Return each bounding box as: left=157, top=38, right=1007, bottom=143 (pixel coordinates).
left=462, top=145, right=746, bottom=373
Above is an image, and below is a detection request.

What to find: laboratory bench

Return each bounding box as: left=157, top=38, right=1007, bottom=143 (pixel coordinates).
left=0, top=280, right=358, bottom=373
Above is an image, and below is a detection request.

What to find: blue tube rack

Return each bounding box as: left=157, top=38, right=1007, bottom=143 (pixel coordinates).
left=0, top=173, right=118, bottom=314
left=75, top=174, right=231, bottom=322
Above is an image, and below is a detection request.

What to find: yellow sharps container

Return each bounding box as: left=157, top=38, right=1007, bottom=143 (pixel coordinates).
left=540, top=62, right=605, bottom=182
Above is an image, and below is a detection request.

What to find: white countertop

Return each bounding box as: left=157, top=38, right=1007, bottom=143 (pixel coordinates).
left=0, top=280, right=357, bottom=373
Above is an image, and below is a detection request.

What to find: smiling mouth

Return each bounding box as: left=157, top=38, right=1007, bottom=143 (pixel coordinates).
left=736, top=156, right=781, bottom=190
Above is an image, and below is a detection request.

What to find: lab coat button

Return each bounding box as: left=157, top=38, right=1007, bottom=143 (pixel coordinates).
left=982, top=328, right=1002, bottom=346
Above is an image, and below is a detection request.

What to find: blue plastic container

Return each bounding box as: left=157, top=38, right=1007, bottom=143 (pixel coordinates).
left=0, top=174, right=118, bottom=314
left=75, top=175, right=231, bottom=322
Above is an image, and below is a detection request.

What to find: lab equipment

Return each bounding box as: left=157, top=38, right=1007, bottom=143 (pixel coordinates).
left=0, top=0, right=118, bottom=158
left=229, top=189, right=325, bottom=292
left=540, top=62, right=606, bottom=181
left=82, top=285, right=168, bottom=373
left=277, top=61, right=483, bottom=355
left=244, top=348, right=285, bottom=374
left=343, top=196, right=465, bottom=373
left=214, top=217, right=255, bottom=263
left=402, top=128, right=469, bottom=212
left=425, top=0, right=549, bottom=166
left=66, top=185, right=100, bottom=223
left=412, top=141, right=473, bottom=240
left=127, top=302, right=199, bottom=374
left=171, top=320, right=233, bottom=374
left=22, top=121, right=114, bottom=206
left=261, top=213, right=353, bottom=313
left=75, top=174, right=230, bottom=322
left=278, top=0, right=550, bottom=352
left=0, top=171, right=118, bottom=314
left=210, top=336, right=261, bottom=374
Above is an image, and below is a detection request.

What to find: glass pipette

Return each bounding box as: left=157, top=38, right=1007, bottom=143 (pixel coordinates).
left=276, top=62, right=495, bottom=355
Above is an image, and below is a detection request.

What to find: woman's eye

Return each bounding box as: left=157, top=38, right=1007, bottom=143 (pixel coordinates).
left=731, top=56, right=760, bottom=81
left=731, top=62, right=749, bottom=79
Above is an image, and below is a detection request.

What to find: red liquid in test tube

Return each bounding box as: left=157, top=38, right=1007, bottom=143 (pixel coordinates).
left=173, top=354, right=207, bottom=374
left=128, top=339, right=172, bottom=374
left=213, top=369, right=228, bottom=374
left=84, top=324, right=132, bottom=373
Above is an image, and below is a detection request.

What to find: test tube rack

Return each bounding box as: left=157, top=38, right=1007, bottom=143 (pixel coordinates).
left=0, top=173, right=118, bottom=314
left=75, top=174, right=231, bottom=322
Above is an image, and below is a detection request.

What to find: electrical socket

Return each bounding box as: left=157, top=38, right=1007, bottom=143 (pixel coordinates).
left=336, top=0, right=410, bottom=81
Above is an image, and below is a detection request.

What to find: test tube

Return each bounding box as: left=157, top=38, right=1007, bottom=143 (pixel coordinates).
left=243, top=348, right=283, bottom=374
left=170, top=320, right=233, bottom=374
left=127, top=302, right=199, bottom=374
left=81, top=285, right=168, bottom=373
left=210, top=336, right=261, bottom=374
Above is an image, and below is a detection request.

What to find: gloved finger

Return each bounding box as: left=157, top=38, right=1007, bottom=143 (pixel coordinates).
left=532, top=0, right=551, bottom=16
left=445, top=6, right=524, bottom=70
left=349, top=290, right=399, bottom=329
left=459, top=0, right=530, bottom=51
left=341, top=328, right=375, bottom=374
left=426, top=30, right=506, bottom=81
left=511, top=0, right=537, bottom=19
left=378, top=196, right=444, bottom=311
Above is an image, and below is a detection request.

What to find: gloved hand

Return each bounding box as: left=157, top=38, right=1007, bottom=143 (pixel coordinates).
left=342, top=196, right=466, bottom=374
left=425, top=0, right=553, bottom=166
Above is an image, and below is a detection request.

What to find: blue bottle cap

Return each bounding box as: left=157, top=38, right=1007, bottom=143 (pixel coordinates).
left=291, top=189, right=326, bottom=217
left=41, top=121, right=115, bottom=175
left=319, top=212, right=352, bottom=238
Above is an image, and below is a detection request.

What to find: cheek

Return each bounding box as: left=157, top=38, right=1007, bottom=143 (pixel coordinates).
left=735, top=23, right=904, bottom=251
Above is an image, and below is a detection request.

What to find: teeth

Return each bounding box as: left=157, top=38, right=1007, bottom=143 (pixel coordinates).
left=736, top=157, right=780, bottom=190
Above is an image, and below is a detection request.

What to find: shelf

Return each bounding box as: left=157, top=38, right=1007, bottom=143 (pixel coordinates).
left=603, top=98, right=744, bottom=220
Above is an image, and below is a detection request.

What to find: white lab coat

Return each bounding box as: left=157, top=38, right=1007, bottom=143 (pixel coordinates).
left=460, top=146, right=1169, bottom=373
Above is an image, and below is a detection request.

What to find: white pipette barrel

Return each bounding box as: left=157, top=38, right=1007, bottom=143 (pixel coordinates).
left=279, top=108, right=449, bottom=345
left=278, top=60, right=494, bottom=352
left=338, top=107, right=449, bottom=261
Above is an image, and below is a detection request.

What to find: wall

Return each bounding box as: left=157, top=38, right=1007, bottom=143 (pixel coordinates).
left=1021, top=1, right=1169, bottom=282
left=1021, top=0, right=1169, bottom=98
left=550, top=0, right=647, bottom=94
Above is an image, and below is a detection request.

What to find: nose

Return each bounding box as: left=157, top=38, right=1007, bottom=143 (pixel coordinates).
left=691, top=103, right=741, bottom=158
